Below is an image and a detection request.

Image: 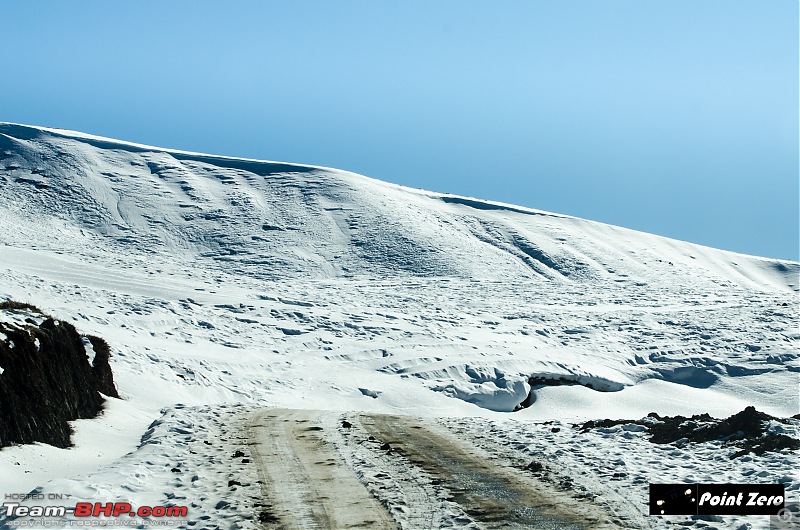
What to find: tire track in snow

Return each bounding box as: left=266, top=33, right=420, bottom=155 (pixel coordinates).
left=332, top=413, right=477, bottom=529
left=359, top=414, right=614, bottom=529
left=248, top=410, right=620, bottom=529
left=247, top=409, right=396, bottom=529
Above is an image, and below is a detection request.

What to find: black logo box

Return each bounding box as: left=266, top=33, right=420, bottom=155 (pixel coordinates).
left=650, top=484, right=785, bottom=516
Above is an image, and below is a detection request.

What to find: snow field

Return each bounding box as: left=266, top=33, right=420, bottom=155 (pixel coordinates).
left=0, top=123, right=797, bottom=528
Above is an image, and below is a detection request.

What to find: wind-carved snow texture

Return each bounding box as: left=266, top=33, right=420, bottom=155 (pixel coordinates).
left=0, top=123, right=797, bottom=528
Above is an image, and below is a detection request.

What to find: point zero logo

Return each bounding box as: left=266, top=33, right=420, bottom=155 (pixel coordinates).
left=650, top=483, right=785, bottom=516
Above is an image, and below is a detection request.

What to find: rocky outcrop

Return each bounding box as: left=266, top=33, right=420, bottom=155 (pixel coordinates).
left=0, top=307, right=119, bottom=448
left=85, top=335, right=118, bottom=399
left=579, top=406, right=800, bottom=459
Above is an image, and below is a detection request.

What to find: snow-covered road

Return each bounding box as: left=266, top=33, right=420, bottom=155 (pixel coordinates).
left=247, top=409, right=630, bottom=529
left=247, top=409, right=395, bottom=529
left=357, top=413, right=603, bottom=529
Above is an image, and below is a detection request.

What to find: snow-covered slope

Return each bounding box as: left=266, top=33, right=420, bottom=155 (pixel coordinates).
left=1, top=123, right=795, bottom=289
left=0, top=123, right=797, bottom=527
left=0, top=121, right=797, bottom=416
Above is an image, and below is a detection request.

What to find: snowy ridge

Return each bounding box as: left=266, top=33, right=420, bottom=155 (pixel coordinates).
left=0, top=123, right=797, bottom=528
left=0, top=123, right=795, bottom=289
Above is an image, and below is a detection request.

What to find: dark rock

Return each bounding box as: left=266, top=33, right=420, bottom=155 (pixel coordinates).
left=580, top=406, right=799, bottom=459
left=730, top=433, right=800, bottom=459
left=525, top=461, right=544, bottom=473
left=86, top=335, right=119, bottom=398
left=232, top=450, right=245, bottom=458
left=0, top=310, right=119, bottom=448
left=648, top=406, right=768, bottom=444
left=171, top=468, right=181, bottom=473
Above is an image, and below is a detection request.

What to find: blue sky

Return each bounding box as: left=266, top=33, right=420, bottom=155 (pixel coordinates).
left=3, top=1, right=797, bottom=260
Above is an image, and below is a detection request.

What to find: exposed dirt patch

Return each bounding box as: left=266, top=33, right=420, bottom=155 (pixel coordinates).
left=579, top=406, right=799, bottom=458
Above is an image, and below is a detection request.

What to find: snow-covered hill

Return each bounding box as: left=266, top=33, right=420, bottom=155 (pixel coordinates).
left=0, top=123, right=797, bottom=528
left=1, top=123, right=796, bottom=289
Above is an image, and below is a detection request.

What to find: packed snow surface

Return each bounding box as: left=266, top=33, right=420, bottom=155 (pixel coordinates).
left=0, top=123, right=797, bottom=528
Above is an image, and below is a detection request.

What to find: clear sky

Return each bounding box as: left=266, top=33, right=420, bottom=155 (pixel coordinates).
left=2, top=1, right=797, bottom=260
